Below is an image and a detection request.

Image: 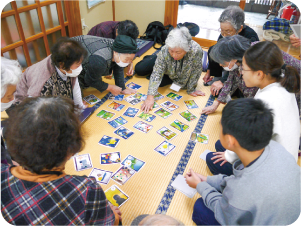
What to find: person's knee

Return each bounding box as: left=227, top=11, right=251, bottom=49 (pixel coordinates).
left=206, top=152, right=214, bottom=166
left=192, top=198, right=205, bottom=224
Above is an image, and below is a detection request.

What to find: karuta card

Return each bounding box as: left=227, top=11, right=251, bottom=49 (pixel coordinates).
left=114, top=126, right=134, bottom=139
left=97, top=110, right=115, bottom=120
left=108, top=116, right=128, bottom=128
left=137, top=112, right=156, bottom=122
left=154, top=93, right=164, bottom=100
left=121, top=155, right=146, bottom=172
left=105, top=185, right=129, bottom=207
left=73, top=154, right=93, bottom=171
left=126, top=82, right=142, bottom=90
left=154, top=140, right=176, bottom=156
left=190, top=132, right=209, bottom=144
left=170, top=120, right=189, bottom=132
left=98, top=135, right=120, bottom=148
left=124, top=96, right=142, bottom=105
left=100, top=152, right=121, bottom=164
left=109, top=94, right=125, bottom=101
left=133, top=92, right=147, bottom=101
left=184, top=100, right=199, bottom=109
left=160, top=101, right=179, bottom=111
left=111, top=165, right=135, bottom=185
left=166, top=92, right=183, bottom=101
left=108, top=101, right=125, bottom=111
left=89, top=168, right=113, bottom=185
left=157, top=126, right=177, bottom=140
left=123, top=107, right=139, bottom=117
left=171, top=175, right=197, bottom=198
left=179, top=110, right=197, bottom=122
left=83, top=94, right=101, bottom=105
left=200, top=150, right=212, bottom=160
left=154, top=108, right=172, bottom=119
left=133, top=121, right=153, bottom=133
left=153, top=102, right=159, bottom=109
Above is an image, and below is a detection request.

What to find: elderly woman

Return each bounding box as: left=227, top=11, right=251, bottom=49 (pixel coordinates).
left=1, top=97, right=121, bottom=225
left=201, top=35, right=301, bottom=116
left=141, top=27, right=205, bottom=113
left=73, top=35, right=138, bottom=96
left=14, top=37, right=87, bottom=109
left=203, top=5, right=259, bottom=96
left=1, top=57, right=22, bottom=165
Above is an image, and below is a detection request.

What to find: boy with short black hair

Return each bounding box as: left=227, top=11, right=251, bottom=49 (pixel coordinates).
left=185, top=98, right=300, bottom=225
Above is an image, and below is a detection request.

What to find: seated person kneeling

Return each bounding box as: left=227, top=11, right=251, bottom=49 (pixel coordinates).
left=1, top=97, right=121, bottom=225
left=185, top=98, right=300, bottom=225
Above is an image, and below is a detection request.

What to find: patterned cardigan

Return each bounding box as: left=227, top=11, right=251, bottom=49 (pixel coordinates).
left=147, top=40, right=203, bottom=96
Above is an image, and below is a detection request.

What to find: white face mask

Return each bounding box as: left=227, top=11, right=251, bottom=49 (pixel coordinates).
left=64, top=65, right=83, bottom=77
left=116, top=54, right=129, bottom=68
left=1, top=98, right=14, bottom=112
left=223, top=61, right=238, bottom=71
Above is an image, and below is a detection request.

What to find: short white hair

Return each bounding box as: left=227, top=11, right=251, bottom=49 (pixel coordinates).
left=1, top=57, right=22, bottom=98
left=165, top=27, right=192, bottom=52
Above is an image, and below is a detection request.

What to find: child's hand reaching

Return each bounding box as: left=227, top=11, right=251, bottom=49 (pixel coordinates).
left=185, top=168, right=207, bottom=188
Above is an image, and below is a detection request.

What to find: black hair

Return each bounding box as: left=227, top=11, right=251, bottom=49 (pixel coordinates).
left=117, top=20, right=139, bottom=40
left=221, top=98, right=273, bottom=151
left=244, top=41, right=300, bottom=93
left=6, top=97, right=85, bottom=174
left=51, top=37, right=88, bottom=71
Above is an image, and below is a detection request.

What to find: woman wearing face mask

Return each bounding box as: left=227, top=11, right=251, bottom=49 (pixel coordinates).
left=141, top=27, right=205, bottom=113
left=203, top=5, right=259, bottom=97
left=72, top=35, right=138, bottom=96
left=13, top=37, right=88, bottom=109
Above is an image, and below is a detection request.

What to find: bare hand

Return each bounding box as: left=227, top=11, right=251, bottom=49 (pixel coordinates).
left=186, top=168, right=207, bottom=182
left=203, top=71, right=213, bottom=83
left=210, top=81, right=224, bottom=96
left=126, top=62, right=134, bottom=76
left=211, top=152, right=228, bottom=166
left=109, top=203, right=122, bottom=220
left=290, top=34, right=301, bottom=47
left=121, top=88, right=136, bottom=95
left=184, top=168, right=202, bottom=188
left=141, top=96, right=154, bottom=113
left=190, top=90, right=206, bottom=97
left=105, top=74, right=113, bottom=79
left=201, top=101, right=219, bottom=115
left=107, top=84, right=122, bottom=96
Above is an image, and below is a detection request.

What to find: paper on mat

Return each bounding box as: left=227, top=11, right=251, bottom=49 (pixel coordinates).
left=200, top=149, right=212, bottom=161
left=171, top=175, right=197, bottom=198
left=170, top=83, right=181, bottom=92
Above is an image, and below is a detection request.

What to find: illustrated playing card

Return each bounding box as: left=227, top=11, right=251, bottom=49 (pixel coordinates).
left=114, top=126, right=134, bottom=139
left=137, top=112, right=156, bottom=122
left=100, top=152, right=121, bottom=164
left=154, top=140, right=176, bottom=156
left=184, top=100, right=198, bottom=109
left=126, top=82, right=142, bottom=90
left=154, top=108, right=172, bottom=119
left=97, top=110, right=115, bottom=120
left=124, top=95, right=142, bottom=105
left=154, top=93, right=164, bottom=100
left=121, top=155, right=146, bottom=172
left=133, top=121, right=153, bottom=133
left=170, top=120, right=189, bottom=132
left=108, top=116, right=128, bottom=128
left=73, top=154, right=93, bottom=171
left=123, top=107, right=139, bottom=117
left=111, top=165, right=135, bottom=185
left=83, top=94, right=101, bottom=105
left=160, top=101, right=179, bottom=111
left=190, top=132, right=209, bottom=144
left=109, top=94, right=125, bottom=101
left=153, top=102, right=159, bottom=109
left=179, top=110, right=197, bottom=122
left=108, top=101, right=125, bottom=111
left=133, top=92, right=147, bottom=101
left=157, top=127, right=177, bottom=140
left=105, top=185, right=129, bottom=207
left=98, top=135, right=120, bottom=148
left=89, top=168, right=113, bottom=185
left=166, top=92, right=183, bottom=101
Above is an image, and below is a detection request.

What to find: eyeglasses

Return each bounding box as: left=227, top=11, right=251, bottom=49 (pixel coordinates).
left=218, top=28, right=236, bottom=36
left=239, top=67, right=253, bottom=73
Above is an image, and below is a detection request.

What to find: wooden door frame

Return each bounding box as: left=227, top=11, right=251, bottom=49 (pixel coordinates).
left=164, top=0, right=246, bottom=47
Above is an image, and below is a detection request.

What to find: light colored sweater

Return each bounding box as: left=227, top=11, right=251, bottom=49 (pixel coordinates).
left=225, top=82, right=300, bottom=163
left=197, top=140, right=300, bottom=225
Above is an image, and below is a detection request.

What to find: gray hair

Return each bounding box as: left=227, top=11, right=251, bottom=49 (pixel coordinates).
left=1, top=57, right=22, bottom=98
left=210, top=35, right=251, bottom=64
left=165, top=27, right=192, bottom=52
left=218, top=5, right=245, bottom=31
left=139, top=214, right=184, bottom=226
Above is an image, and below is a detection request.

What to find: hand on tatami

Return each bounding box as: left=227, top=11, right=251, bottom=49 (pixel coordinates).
left=107, top=84, right=122, bottom=96
left=126, top=62, right=134, bottom=76
left=141, top=95, right=154, bottom=113
left=203, top=71, right=213, bottom=83
left=201, top=101, right=220, bottom=115
left=121, top=88, right=136, bottom=95
left=190, top=90, right=205, bottom=97
left=210, top=81, right=223, bottom=96
left=109, top=203, right=122, bottom=220
left=211, top=152, right=228, bottom=166
left=185, top=168, right=206, bottom=188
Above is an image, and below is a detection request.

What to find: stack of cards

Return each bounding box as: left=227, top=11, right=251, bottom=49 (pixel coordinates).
left=184, top=100, right=198, bottom=109
left=105, top=185, right=129, bottom=207
left=154, top=108, right=172, bottom=119
left=161, top=101, right=179, bottom=111
left=97, top=110, right=115, bottom=120
left=137, top=112, right=156, bottom=122
left=171, top=175, right=197, bottom=198
left=73, top=154, right=93, bottom=171
left=166, top=92, right=183, bottom=101
left=83, top=94, right=101, bottom=105
left=154, top=140, right=176, bottom=156
left=157, top=127, right=177, bottom=140
left=179, top=110, right=197, bottom=122
left=190, top=132, right=209, bottom=144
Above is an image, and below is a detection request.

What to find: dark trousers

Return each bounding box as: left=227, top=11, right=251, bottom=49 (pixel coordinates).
left=192, top=198, right=220, bottom=225
left=135, top=55, right=157, bottom=76
left=206, top=140, right=234, bottom=176
left=208, top=45, right=223, bottom=78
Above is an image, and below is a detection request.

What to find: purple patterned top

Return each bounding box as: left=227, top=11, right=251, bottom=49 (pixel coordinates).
left=88, top=21, right=119, bottom=39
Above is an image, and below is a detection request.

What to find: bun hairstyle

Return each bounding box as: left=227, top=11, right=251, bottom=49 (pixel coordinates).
left=179, top=26, right=192, bottom=42
left=244, top=41, right=300, bottom=93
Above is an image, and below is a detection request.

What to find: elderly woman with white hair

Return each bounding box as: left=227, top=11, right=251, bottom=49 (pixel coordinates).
left=204, top=5, right=259, bottom=96
left=141, top=27, right=205, bottom=113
